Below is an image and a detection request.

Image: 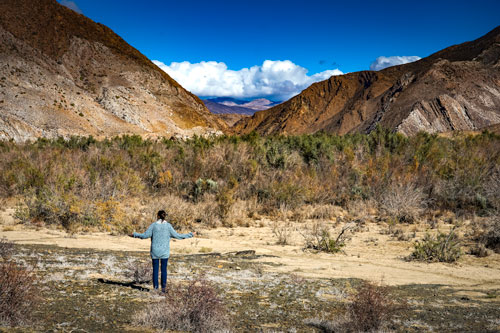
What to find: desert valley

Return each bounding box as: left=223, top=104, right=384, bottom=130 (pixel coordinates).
left=0, top=0, right=499, bottom=332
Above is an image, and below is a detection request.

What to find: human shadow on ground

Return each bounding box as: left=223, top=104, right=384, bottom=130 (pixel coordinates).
left=97, top=278, right=150, bottom=292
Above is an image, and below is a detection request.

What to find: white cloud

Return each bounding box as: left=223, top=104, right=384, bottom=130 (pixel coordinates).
left=369, top=56, right=421, bottom=71
left=59, top=0, right=82, bottom=14
left=153, top=59, right=343, bottom=101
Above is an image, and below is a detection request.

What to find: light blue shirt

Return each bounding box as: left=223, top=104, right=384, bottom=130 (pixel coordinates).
left=133, top=220, right=193, bottom=259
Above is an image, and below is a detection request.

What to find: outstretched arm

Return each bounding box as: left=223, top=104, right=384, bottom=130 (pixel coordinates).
left=169, top=224, right=194, bottom=240
left=132, top=223, right=154, bottom=239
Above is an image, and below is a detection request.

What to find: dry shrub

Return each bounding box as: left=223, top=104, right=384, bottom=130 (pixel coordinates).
left=125, top=261, right=152, bottom=283
left=0, top=237, right=14, bottom=260
left=469, top=243, right=492, bottom=257
left=144, top=195, right=223, bottom=229
left=477, top=215, right=500, bottom=253
left=484, top=166, right=500, bottom=211
left=226, top=199, right=252, bottom=227
left=0, top=261, right=39, bottom=326
left=195, top=197, right=221, bottom=227
left=391, top=227, right=415, bottom=241
left=380, top=219, right=415, bottom=241
left=151, top=194, right=196, bottom=228
left=409, top=228, right=461, bottom=262
left=216, top=182, right=237, bottom=223
left=348, top=281, right=399, bottom=332
left=14, top=188, right=133, bottom=233
left=135, top=278, right=229, bottom=332
left=380, top=183, right=426, bottom=223
left=305, top=281, right=401, bottom=333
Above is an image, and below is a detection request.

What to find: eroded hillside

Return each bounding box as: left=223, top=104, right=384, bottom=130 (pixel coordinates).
left=234, top=26, right=500, bottom=136
left=0, top=0, right=226, bottom=141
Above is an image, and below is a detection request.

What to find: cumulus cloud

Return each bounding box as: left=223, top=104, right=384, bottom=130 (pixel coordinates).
left=369, top=56, right=421, bottom=71
left=153, top=59, right=343, bottom=101
left=59, top=0, right=82, bottom=14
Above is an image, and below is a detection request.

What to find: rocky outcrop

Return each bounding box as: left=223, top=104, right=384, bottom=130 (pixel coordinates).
left=0, top=0, right=226, bottom=141
left=234, top=26, right=500, bottom=136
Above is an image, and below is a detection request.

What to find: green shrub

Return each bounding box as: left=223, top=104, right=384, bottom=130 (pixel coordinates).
left=191, top=178, right=217, bottom=202
left=409, top=228, right=461, bottom=262
left=303, top=223, right=353, bottom=253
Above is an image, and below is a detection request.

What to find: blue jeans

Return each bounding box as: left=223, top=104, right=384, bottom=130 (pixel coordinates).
left=152, top=258, right=168, bottom=290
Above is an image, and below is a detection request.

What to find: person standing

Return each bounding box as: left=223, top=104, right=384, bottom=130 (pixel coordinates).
left=130, top=210, right=195, bottom=293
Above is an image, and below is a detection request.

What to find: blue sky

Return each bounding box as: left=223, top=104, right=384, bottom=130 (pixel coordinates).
left=59, top=0, right=500, bottom=100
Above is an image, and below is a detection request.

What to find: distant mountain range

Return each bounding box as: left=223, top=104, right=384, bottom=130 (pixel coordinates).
left=0, top=0, right=226, bottom=141
left=234, top=26, right=500, bottom=136
left=203, top=98, right=280, bottom=115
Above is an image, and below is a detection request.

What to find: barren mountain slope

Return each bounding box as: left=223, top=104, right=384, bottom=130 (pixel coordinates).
left=234, top=26, right=500, bottom=135
left=0, top=0, right=226, bottom=141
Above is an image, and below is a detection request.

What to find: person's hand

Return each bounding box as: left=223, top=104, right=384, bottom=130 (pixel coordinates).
left=192, top=231, right=197, bottom=237
left=128, top=233, right=135, bottom=238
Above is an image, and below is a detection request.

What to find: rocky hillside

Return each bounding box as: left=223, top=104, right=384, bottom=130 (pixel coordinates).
left=234, top=26, right=500, bottom=136
left=0, top=0, right=226, bottom=141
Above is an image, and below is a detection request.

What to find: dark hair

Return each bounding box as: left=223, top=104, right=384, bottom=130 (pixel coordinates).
left=157, top=210, right=167, bottom=221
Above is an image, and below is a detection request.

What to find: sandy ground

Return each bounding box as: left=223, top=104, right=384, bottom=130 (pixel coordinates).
left=1, top=208, right=499, bottom=289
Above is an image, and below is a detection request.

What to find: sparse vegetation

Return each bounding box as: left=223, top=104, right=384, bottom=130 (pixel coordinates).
left=302, top=222, right=354, bottom=253
left=125, top=261, right=152, bottom=283
left=409, top=228, right=462, bottom=262
left=199, top=247, right=213, bottom=253
left=135, top=278, right=229, bottom=332
left=272, top=221, right=293, bottom=245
